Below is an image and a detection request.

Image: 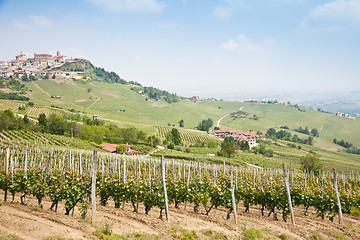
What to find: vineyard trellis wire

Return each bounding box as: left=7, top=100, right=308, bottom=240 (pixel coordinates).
left=154, top=125, right=213, bottom=143
left=0, top=130, right=94, bottom=149
left=1, top=142, right=359, bottom=224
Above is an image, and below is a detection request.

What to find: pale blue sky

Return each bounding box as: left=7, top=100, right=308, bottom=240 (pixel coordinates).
left=0, top=0, right=359, bottom=97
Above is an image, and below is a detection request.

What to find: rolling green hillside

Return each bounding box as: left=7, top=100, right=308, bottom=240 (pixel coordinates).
left=1, top=64, right=358, bottom=150
left=221, top=103, right=360, bottom=147
left=23, top=78, right=243, bottom=131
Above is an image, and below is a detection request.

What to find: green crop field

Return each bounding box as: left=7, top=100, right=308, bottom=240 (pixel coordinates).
left=0, top=130, right=95, bottom=150
left=154, top=125, right=213, bottom=143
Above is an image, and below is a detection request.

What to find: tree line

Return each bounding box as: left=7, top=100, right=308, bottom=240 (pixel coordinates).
left=333, top=138, right=360, bottom=155
left=333, top=138, right=353, bottom=148
left=292, top=126, right=319, bottom=137
left=0, top=90, right=29, bottom=101
left=267, top=128, right=314, bottom=145
left=0, top=109, right=159, bottom=149
left=142, top=86, right=178, bottom=104
left=53, top=60, right=127, bottom=84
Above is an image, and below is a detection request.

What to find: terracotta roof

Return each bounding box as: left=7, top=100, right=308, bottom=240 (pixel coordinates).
left=100, top=143, right=118, bottom=153
left=237, top=135, right=248, bottom=141
left=100, top=143, right=134, bottom=153
left=126, top=150, right=141, bottom=155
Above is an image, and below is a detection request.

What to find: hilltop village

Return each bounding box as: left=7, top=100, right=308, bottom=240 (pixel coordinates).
left=0, top=51, right=86, bottom=80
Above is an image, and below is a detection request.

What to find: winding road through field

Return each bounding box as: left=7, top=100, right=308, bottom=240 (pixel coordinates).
left=216, top=107, right=243, bottom=127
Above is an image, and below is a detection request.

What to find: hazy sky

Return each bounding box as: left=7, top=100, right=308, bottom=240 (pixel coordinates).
left=0, top=0, right=359, bottom=97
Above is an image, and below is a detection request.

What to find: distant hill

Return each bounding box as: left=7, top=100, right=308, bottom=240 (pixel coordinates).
left=223, top=91, right=360, bottom=114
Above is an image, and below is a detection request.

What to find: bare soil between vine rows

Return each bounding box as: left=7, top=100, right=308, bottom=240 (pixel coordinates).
left=0, top=191, right=359, bottom=239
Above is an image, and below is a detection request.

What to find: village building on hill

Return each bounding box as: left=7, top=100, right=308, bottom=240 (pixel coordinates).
left=190, top=96, right=199, bottom=102
left=334, top=112, right=358, bottom=120
left=243, top=100, right=258, bottom=103
left=214, top=129, right=266, bottom=149
left=16, top=52, right=27, bottom=62
left=0, top=50, right=71, bottom=78
left=99, top=143, right=141, bottom=155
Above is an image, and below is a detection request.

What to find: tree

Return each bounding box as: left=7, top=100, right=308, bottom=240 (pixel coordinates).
left=179, top=119, right=184, bottom=128
left=172, top=128, right=182, bottom=145
left=87, top=88, right=92, bottom=93
left=304, top=127, right=310, bottom=135
left=48, top=113, right=67, bottom=135
left=307, top=136, right=314, bottom=145
left=166, top=128, right=182, bottom=146
left=207, top=139, right=218, bottom=148
left=29, top=75, right=36, bottom=81
left=300, top=154, right=322, bottom=175
left=240, top=141, right=250, bottom=151
left=38, top=113, right=47, bottom=132
left=197, top=118, right=213, bottom=132
left=136, top=130, right=147, bottom=142
left=0, top=109, right=17, bottom=130
left=116, top=145, right=128, bottom=154
left=121, top=127, right=138, bottom=144
left=276, top=130, right=291, bottom=140
left=310, top=128, right=319, bottom=137
left=266, top=128, right=276, bottom=139
left=44, top=74, right=49, bottom=79
left=291, top=134, right=301, bottom=143
left=23, top=114, right=29, bottom=124
left=52, top=74, right=56, bottom=79
left=21, top=73, right=29, bottom=82
left=148, top=135, right=161, bottom=147
left=214, top=126, right=220, bottom=130
left=253, top=145, right=273, bottom=157
left=220, top=136, right=239, bottom=157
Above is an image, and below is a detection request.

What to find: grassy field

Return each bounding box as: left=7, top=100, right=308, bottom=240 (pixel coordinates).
left=222, top=103, right=360, bottom=147
left=22, top=78, right=243, bottom=133
left=0, top=77, right=356, bottom=150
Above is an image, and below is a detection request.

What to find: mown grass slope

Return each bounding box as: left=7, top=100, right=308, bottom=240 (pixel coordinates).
left=15, top=77, right=360, bottom=148
left=222, top=103, right=360, bottom=146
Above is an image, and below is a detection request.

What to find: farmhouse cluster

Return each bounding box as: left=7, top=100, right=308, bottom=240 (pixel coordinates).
left=99, top=143, right=141, bottom=155
left=214, top=130, right=266, bottom=149
left=334, top=112, right=357, bottom=120
left=0, top=51, right=86, bottom=79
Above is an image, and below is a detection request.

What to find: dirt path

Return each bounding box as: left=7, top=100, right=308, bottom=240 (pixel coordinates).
left=87, top=97, right=100, bottom=109
left=32, top=82, right=51, bottom=97
left=217, top=107, right=243, bottom=128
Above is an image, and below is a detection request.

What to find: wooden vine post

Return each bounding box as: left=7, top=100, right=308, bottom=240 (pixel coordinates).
left=161, top=156, right=170, bottom=222
left=184, top=164, right=191, bottom=210
left=283, top=164, right=295, bottom=225
left=91, top=150, right=97, bottom=222
left=4, top=148, right=9, bottom=201
left=122, top=157, right=127, bottom=208
left=230, top=166, right=237, bottom=224
left=333, top=168, right=343, bottom=224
